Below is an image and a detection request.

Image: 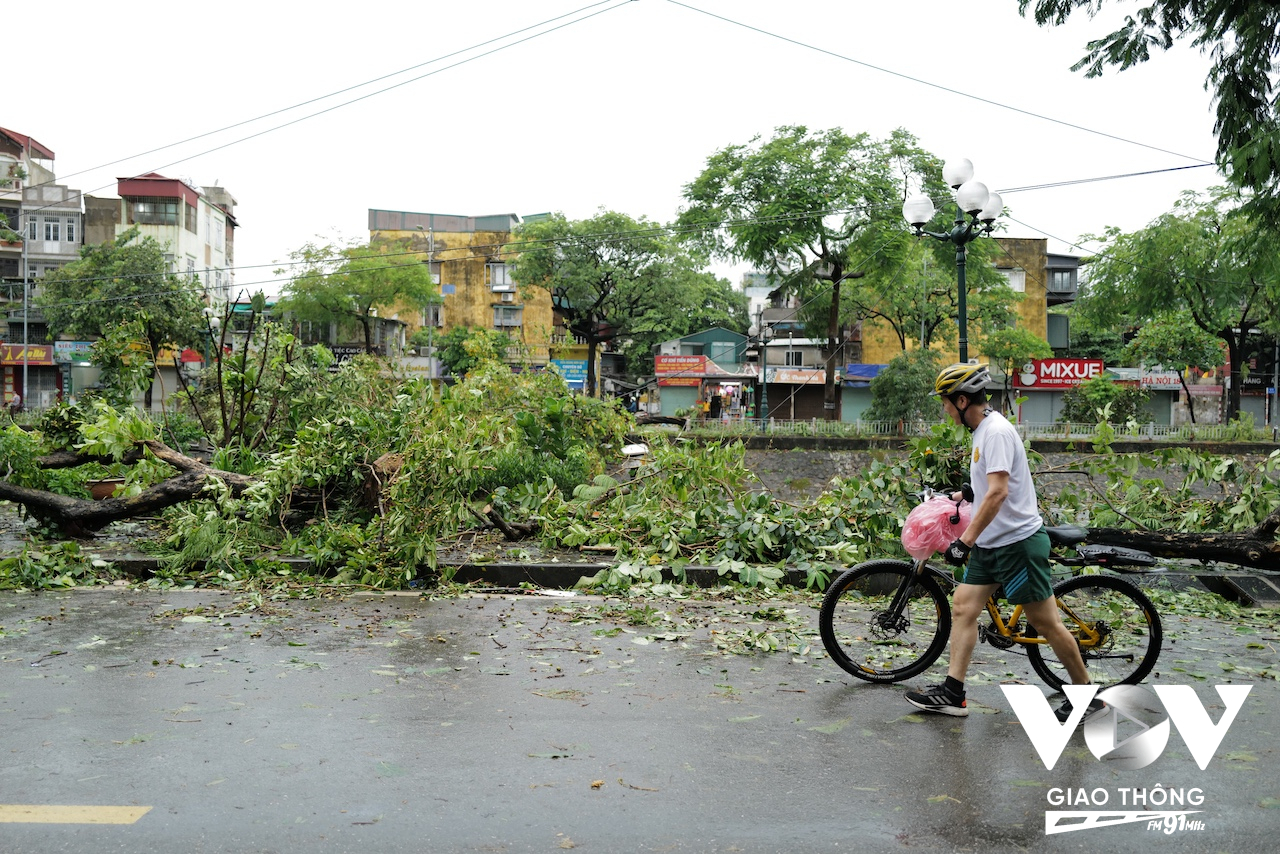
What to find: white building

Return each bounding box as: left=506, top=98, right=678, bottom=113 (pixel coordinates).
left=85, top=173, right=237, bottom=304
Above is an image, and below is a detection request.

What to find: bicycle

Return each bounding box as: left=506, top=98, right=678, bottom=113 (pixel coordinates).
left=818, top=497, right=1164, bottom=690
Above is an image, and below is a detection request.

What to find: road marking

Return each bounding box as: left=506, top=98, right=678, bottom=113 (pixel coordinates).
left=0, top=805, right=151, bottom=824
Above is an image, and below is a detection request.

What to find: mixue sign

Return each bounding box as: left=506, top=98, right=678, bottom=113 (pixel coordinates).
left=1001, top=684, right=1253, bottom=837
left=1014, top=358, right=1104, bottom=389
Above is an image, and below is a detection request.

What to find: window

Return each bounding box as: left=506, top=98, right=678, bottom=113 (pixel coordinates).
left=163, top=253, right=176, bottom=274
left=43, top=218, right=60, bottom=241
left=1049, top=269, right=1076, bottom=292
left=130, top=197, right=180, bottom=225
left=27, top=219, right=36, bottom=241
left=494, top=306, right=522, bottom=328
left=487, top=262, right=514, bottom=291
left=423, top=304, right=442, bottom=328
left=64, top=217, right=76, bottom=244
left=999, top=268, right=1026, bottom=293
left=185, top=203, right=198, bottom=234
left=785, top=350, right=804, bottom=367
left=186, top=257, right=197, bottom=280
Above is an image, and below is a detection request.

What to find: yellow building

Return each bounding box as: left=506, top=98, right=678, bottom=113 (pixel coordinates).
left=858, top=236, right=1077, bottom=366
left=369, top=209, right=556, bottom=369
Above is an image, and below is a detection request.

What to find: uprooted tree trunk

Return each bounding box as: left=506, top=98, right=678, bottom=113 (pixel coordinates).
left=0, top=440, right=255, bottom=538
left=1086, top=505, right=1280, bottom=573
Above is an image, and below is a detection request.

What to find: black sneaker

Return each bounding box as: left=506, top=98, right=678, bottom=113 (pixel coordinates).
left=1054, top=695, right=1106, bottom=724
left=905, top=684, right=969, bottom=717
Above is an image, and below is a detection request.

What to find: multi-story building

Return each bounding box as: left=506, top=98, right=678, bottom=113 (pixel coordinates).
left=0, top=127, right=84, bottom=409
left=85, top=173, right=237, bottom=303
left=368, top=209, right=555, bottom=377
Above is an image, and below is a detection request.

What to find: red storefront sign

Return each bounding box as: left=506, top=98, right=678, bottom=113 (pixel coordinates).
left=656, top=354, right=709, bottom=386
left=0, top=344, right=54, bottom=366
left=1013, top=358, right=1104, bottom=389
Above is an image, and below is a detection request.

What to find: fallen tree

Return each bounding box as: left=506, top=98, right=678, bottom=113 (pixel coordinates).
left=0, top=439, right=254, bottom=538
left=1086, top=504, right=1280, bottom=572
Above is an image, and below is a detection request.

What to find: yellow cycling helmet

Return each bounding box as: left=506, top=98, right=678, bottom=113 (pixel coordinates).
left=933, top=363, right=990, bottom=397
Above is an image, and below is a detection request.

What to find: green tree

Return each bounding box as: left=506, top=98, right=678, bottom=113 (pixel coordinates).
left=1018, top=1, right=1280, bottom=207
left=1059, top=374, right=1151, bottom=425
left=1053, top=315, right=1128, bottom=363
left=615, top=272, right=748, bottom=377
left=980, top=326, right=1054, bottom=414
left=1073, top=188, right=1280, bottom=419
left=1122, top=310, right=1224, bottom=423
left=850, top=237, right=1016, bottom=353
left=678, top=126, right=1005, bottom=417
left=277, top=237, right=439, bottom=354
left=435, top=326, right=514, bottom=378
left=512, top=211, right=711, bottom=397
left=864, top=348, right=941, bottom=424
left=37, top=227, right=205, bottom=409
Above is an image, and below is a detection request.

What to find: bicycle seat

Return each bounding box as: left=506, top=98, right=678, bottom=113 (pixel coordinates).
left=1045, top=525, right=1089, bottom=547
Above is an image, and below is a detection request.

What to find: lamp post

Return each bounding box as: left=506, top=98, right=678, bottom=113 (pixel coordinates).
left=902, top=158, right=1004, bottom=364
left=748, top=307, right=775, bottom=428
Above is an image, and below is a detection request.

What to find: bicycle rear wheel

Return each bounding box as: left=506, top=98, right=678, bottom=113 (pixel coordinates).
left=819, top=559, right=952, bottom=683
left=1026, top=574, right=1163, bottom=690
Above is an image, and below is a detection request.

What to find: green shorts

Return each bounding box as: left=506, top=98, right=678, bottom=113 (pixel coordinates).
left=962, top=527, right=1053, bottom=605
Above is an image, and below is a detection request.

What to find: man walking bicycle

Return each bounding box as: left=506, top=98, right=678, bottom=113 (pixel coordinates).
left=905, top=363, right=1102, bottom=722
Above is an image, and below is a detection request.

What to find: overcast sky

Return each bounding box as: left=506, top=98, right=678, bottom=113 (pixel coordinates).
left=12, top=1, right=1222, bottom=295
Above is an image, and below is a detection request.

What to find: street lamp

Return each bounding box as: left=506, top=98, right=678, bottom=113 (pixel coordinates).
left=748, top=308, right=775, bottom=428
left=902, top=158, right=1004, bottom=364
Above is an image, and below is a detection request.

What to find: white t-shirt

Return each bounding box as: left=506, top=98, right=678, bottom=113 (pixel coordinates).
left=969, top=410, right=1042, bottom=548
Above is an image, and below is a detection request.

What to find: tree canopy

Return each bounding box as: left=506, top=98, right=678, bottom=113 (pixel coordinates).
left=37, top=227, right=205, bottom=408
left=512, top=210, right=721, bottom=397
left=1018, top=1, right=1280, bottom=208
left=1122, top=310, right=1224, bottom=423
left=1074, top=187, right=1280, bottom=419
left=277, top=237, right=438, bottom=354
left=677, top=125, right=1006, bottom=417
left=981, top=326, right=1054, bottom=413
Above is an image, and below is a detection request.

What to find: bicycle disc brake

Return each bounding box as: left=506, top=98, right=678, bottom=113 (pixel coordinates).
left=872, top=610, right=910, bottom=636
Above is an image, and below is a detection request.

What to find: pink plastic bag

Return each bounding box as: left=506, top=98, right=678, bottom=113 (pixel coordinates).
left=901, top=496, right=972, bottom=560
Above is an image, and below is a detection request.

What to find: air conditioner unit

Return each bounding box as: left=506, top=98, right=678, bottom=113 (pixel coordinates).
left=501, top=292, right=515, bottom=303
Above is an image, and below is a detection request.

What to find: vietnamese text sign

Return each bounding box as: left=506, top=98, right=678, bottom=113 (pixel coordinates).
left=0, top=344, right=53, bottom=366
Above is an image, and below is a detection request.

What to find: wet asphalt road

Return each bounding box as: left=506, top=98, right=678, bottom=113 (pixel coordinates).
left=0, top=588, right=1276, bottom=853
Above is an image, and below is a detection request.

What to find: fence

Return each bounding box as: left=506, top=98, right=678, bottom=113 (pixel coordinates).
left=685, top=417, right=1275, bottom=443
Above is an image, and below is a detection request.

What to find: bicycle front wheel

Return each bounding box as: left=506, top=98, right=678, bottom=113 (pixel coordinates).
left=1026, top=574, right=1163, bottom=690
left=819, top=559, right=952, bottom=683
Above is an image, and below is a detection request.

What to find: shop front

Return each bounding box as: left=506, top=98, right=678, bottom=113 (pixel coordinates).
left=2, top=342, right=59, bottom=409
left=767, top=367, right=835, bottom=421
left=654, top=355, right=756, bottom=419
left=1013, top=358, right=1104, bottom=422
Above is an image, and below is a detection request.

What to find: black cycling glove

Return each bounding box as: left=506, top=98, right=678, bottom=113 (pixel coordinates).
left=943, top=539, right=971, bottom=566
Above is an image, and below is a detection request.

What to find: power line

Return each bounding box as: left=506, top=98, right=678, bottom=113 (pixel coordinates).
left=41, top=2, right=623, bottom=189
left=12, top=1, right=636, bottom=221
left=664, top=0, right=1215, bottom=166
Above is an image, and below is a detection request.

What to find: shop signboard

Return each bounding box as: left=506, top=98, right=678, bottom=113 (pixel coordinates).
left=1139, top=369, right=1184, bottom=391
left=1013, top=358, right=1104, bottom=389
left=550, top=359, right=588, bottom=389
left=655, top=354, right=708, bottom=386
left=0, top=343, right=53, bottom=365
left=772, top=368, right=827, bottom=385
